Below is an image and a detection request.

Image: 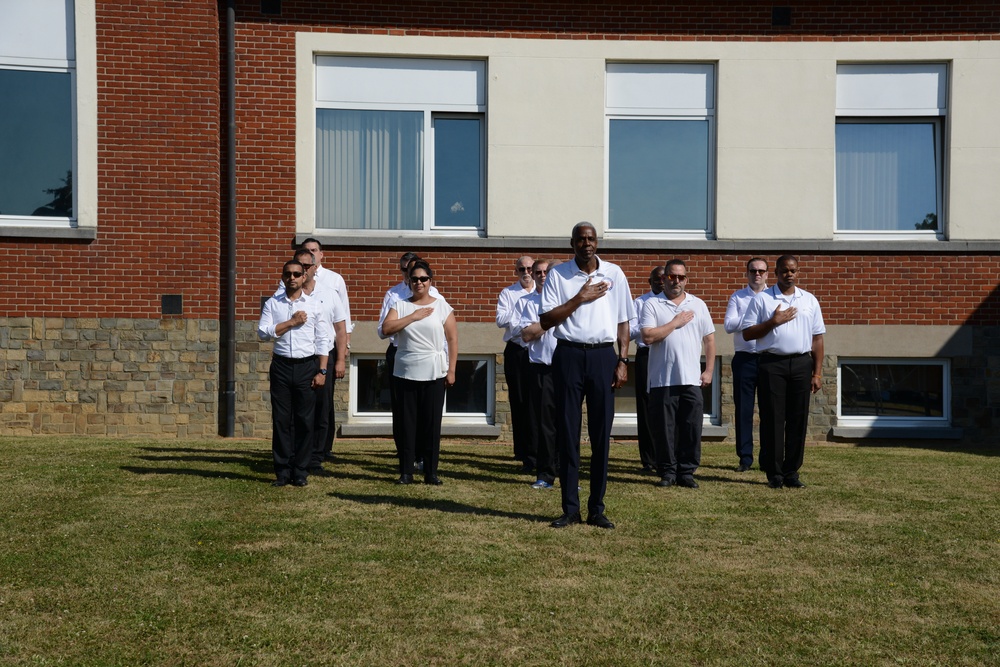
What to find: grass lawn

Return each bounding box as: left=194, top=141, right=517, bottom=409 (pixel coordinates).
left=0, top=437, right=997, bottom=666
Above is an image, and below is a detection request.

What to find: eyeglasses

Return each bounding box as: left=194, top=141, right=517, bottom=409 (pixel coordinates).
left=665, top=275, right=687, bottom=282
left=516, top=266, right=531, bottom=273
left=299, top=264, right=314, bottom=270
left=282, top=271, right=304, bottom=279
left=748, top=268, right=767, bottom=274
left=410, top=276, right=431, bottom=283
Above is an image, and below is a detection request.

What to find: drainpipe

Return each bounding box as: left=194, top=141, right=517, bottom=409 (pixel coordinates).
left=220, top=0, right=237, bottom=436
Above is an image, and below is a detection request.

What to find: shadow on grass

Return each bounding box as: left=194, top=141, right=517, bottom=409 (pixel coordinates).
left=329, top=492, right=552, bottom=523
left=121, top=466, right=262, bottom=482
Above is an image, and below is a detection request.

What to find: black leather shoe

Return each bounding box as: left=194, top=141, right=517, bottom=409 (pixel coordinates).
left=550, top=512, right=582, bottom=528
left=587, top=513, right=616, bottom=529
left=767, top=476, right=784, bottom=489
left=677, top=477, right=699, bottom=489
left=291, top=478, right=308, bottom=487
left=656, top=476, right=674, bottom=487
left=784, top=477, right=806, bottom=488
left=425, top=476, right=443, bottom=485
left=736, top=463, right=752, bottom=472
left=397, top=474, right=413, bottom=485
left=271, top=478, right=289, bottom=487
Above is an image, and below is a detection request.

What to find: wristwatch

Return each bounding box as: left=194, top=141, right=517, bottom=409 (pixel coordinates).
left=319, top=368, right=328, bottom=376
left=618, top=358, right=629, bottom=365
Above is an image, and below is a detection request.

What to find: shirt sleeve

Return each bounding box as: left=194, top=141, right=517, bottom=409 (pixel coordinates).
left=495, top=288, right=515, bottom=329
left=740, top=293, right=766, bottom=331
left=723, top=291, right=742, bottom=334
left=697, top=300, right=715, bottom=338
left=615, top=269, right=636, bottom=324
left=629, top=297, right=642, bottom=342
left=257, top=298, right=278, bottom=341
left=639, top=299, right=657, bottom=332
left=313, top=303, right=332, bottom=354
left=811, top=297, right=826, bottom=336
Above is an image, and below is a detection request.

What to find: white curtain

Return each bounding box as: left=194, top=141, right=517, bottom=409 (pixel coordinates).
left=316, top=109, right=423, bottom=230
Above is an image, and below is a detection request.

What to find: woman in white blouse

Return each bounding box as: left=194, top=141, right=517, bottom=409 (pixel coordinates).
left=380, top=260, right=458, bottom=484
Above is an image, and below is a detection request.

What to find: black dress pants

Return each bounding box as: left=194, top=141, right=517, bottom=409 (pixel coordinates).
left=310, top=345, right=336, bottom=468
left=649, top=384, right=703, bottom=480
left=505, top=341, right=533, bottom=466
left=269, top=355, right=318, bottom=482
left=396, top=376, right=445, bottom=480
left=526, top=361, right=558, bottom=484
left=757, top=352, right=812, bottom=481
left=731, top=351, right=760, bottom=468
left=634, top=347, right=656, bottom=467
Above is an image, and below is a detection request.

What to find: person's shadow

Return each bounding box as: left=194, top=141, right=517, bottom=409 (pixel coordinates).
left=328, top=492, right=552, bottom=523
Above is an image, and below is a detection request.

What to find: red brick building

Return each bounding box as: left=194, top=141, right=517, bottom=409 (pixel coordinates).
left=1, top=1, right=997, bottom=445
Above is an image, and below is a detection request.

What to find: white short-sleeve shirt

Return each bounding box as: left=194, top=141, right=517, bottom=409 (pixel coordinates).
left=740, top=285, right=825, bottom=355
left=540, top=257, right=634, bottom=344
left=640, top=293, right=714, bottom=389
left=392, top=298, right=454, bottom=381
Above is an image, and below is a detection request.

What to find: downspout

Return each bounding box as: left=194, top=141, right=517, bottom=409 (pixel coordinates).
left=220, top=0, right=237, bottom=436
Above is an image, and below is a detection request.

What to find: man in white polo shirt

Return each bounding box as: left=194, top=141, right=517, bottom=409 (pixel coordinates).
left=640, top=259, right=715, bottom=489
left=540, top=222, right=634, bottom=529
left=740, top=255, right=825, bottom=489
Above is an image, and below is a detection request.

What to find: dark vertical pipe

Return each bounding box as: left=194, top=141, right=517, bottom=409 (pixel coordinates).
left=220, top=0, right=237, bottom=436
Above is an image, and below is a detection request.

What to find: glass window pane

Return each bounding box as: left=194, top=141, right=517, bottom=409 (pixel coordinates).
left=609, top=119, right=709, bottom=231
left=316, top=109, right=423, bottom=230
left=840, top=363, right=944, bottom=418
left=445, top=358, right=489, bottom=414
left=355, top=358, right=393, bottom=413
left=615, top=356, right=714, bottom=418
left=0, top=69, right=73, bottom=218
left=434, top=117, right=482, bottom=228
left=836, top=122, right=939, bottom=231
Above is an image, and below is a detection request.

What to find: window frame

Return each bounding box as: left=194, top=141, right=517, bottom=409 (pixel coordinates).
left=312, top=56, right=486, bottom=236
left=604, top=62, right=716, bottom=240
left=836, top=358, right=951, bottom=429
left=348, top=353, right=495, bottom=426
left=834, top=62, right=948, bottom=241
left=613, top=355, right=721, bottom=427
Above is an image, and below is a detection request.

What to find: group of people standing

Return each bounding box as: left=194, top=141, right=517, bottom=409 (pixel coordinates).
left=259, top=224, right=825, bottom=528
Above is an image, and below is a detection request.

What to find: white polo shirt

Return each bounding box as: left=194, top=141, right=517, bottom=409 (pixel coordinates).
left=512, top=291, right=557, bottom=365
left=640, top=293, right=714, bottom=389
left=497, top=282, right=534, bottom=344
left=540, top=256, right=634, bottom=345
left=724, top=285, right=765, bottom=354
left=740, top=285, right=825, bottom=355
left=630, top=290, right=658, bottom=350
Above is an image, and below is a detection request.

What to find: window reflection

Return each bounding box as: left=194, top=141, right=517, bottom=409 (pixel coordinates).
left=841, top=363, right=944, bottom=418
left=434, top=117, right=482, bottom=228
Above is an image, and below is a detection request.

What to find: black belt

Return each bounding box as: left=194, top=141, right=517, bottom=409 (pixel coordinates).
left=272, top=354, right=317, bottom=364
left=761, top=352, right=809, bottom=359
left=557, top=340, right=614, bottom=350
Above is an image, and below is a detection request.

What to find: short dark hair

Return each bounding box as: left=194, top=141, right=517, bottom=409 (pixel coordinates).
left=400, top=252, right=420, bottom=266
left=300, top=238, right=322, bottom=250
left=776, top=254, right=798, bottom=269
left=294, top=249, right=314, bottom=263
left=746, top=257, right=768, bottom=271
left=283, top=259, right=303, bottom=273
left=532, top=259, right=550, bottom=272
left=665, top=258, right=687, bottom=272
left=408, top=259, right=434, bottom=280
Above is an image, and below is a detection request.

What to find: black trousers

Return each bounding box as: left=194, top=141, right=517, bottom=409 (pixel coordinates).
left=649, top=385, right=703, bottom=479
left=553, top=343, right=617, bottom=517
left=526, top=361, right=558, bottom=484
left=634, top=347, right=656, bottom=467
left=396, top=376, right=445, bottom=479
left=757, top=352, right=812, bottom=481
left=731, top=351, right=760, bottom=467
left=269, top=355, right=318, bottom=481
left=310, top=346, right=336, bottom=468
left=505, top=341, right=533, bottom=465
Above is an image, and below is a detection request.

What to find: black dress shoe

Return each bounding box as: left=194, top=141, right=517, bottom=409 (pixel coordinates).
left=767, top=476, right=784, bottom=489
left=291, top=478, right=308, bottom=487
left=550, top=512, right=582, bottom=528
left=587, top=513, right=616, bottom=529
left=271, top=478, right=289, bottom=487
left=783, top=477, right=806, bottom=488
left=656, top=476, right=674, bottom=488
left=425, top=476, right=442, bottom=485
left=397, top=474, right=413, bottom=485
left=323, top=453, right=336, bottom=462
left=677, top=477, right=699, bottom=489
left=736, top=463, right=752, bottom=472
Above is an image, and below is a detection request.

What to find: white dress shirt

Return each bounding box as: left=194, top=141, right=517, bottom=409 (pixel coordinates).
left=630, top=290, right=657, bottom=349
left=724, top=285, right=766, bottom=354
left=740, top=285, right=826, bottom=355
left=496, top=282, right=534, bottom=343
left=511, top=291, right=557, bottom=365
left=258, top=290, right=332, bottom=358
left=274, top=265, right=352, bottom=333
left=640, top=293, right=714, bottom=389
left=540, top=256, right=635, bottom=345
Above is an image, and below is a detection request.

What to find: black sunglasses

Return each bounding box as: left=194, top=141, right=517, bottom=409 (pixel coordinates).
left=282, top=271, right=303, bottom=279
left=410, top=276, right=431, bottom=283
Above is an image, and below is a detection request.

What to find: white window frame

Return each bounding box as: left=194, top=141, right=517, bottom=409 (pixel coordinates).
left=604, top=62, right=716, bottom=240
left=834, top=63, right=947, bottom=241
left=836, top=358, right=951, bottom=429
left=312, top=56, right=486, bottom=236
left=614, top=356, right=721, bottom=427
left=348, top=353, right=495, bottom=426
left=0, top=0, right=96, bottom=233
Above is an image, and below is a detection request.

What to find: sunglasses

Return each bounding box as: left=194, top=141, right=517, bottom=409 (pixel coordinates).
left=665, top=275, right=687, bottom=282
left=749, top=268, right=767, bottom=274
left=516, top=266, right=531, bottom=273
left=282, top=271, right=304, bottom=279
left=299, top=263, right=314, bottom=270
left=410, top=276, right=431, bottom=283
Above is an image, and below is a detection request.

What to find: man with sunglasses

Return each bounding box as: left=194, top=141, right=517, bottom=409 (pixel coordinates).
left=740, top=255, right=825, bottom=489
left=724, top=258, right=769, bottom=472
left=495, top=256, right=536, bottom=472
left=640, top=259, right=715, bottom=490
left=258, top=259, right=332, bottom=488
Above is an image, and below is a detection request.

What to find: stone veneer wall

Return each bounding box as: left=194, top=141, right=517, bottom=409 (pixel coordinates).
left=0, top=317, right=218, bottom=437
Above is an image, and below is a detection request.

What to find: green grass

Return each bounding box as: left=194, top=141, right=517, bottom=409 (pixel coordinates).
left=0, top=437, right=997, bottom=666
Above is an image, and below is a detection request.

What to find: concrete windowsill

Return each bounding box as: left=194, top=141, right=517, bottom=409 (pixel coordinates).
left=341, top=423, right=502, bottom=438
left=831, top=426, right=963, bottom=440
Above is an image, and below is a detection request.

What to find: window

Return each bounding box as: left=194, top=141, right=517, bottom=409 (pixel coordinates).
left=0, top=0, right=76, bottom=227
left=838, top=359, right=950, bottom=428
left=350, top=354, right=494, bottom=424
left=615, top=357, right=720, bottom=426
left=835, top=64, right=947, bottom=237
left=314, top=57, right=485, bottom=233
left=605, top=63, right=715, bottom=237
